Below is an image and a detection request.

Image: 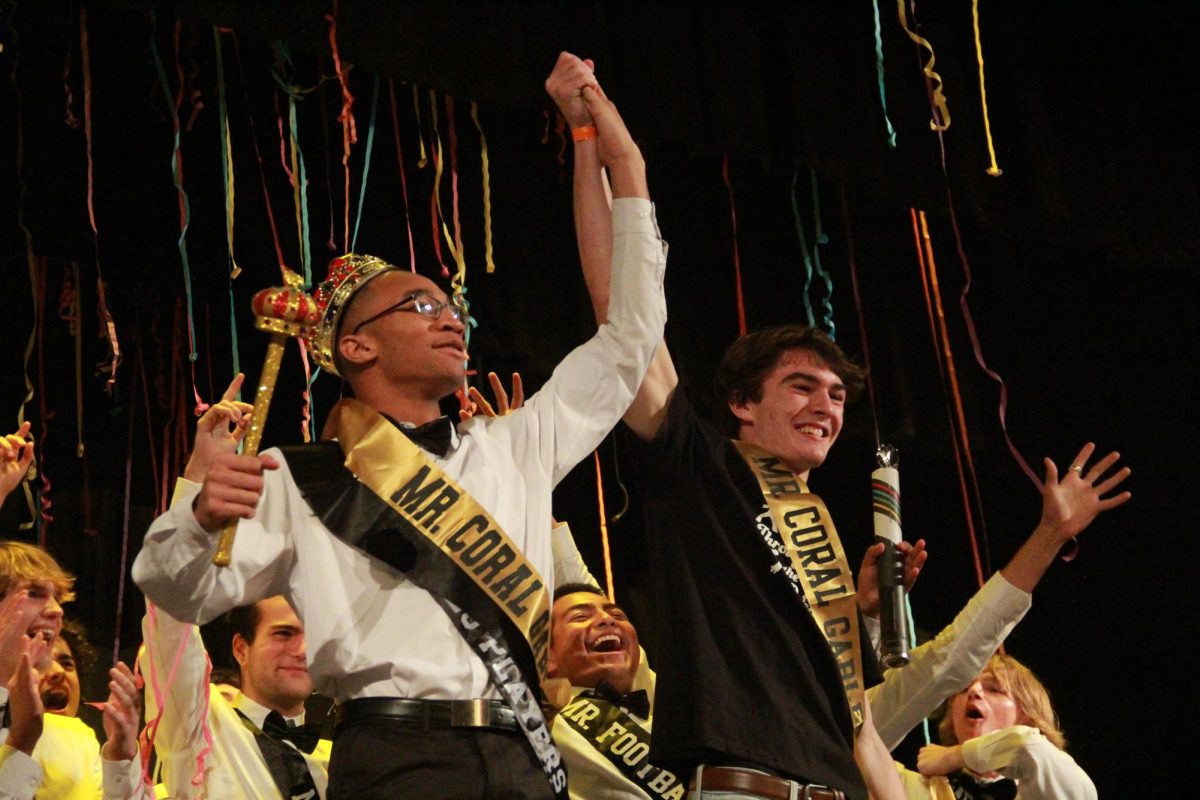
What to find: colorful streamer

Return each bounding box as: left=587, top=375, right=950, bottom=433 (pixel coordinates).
left=913, top=209, right=988, bottom=588
left=326, top=4, right=357, bottom=250
left=387, top=78, right=417, bottom=271
left=231, top=33, right=289, bottom=275
left=839, top=187, right=881, bottom=450
left=789, top=173, right=817, bottom=328
left=469, top=102, right=496, bottom=273
left=351, top=74, right=381, bottom=253
left=807, top=170, right=836, bottom=339
left=721, top=154, right=748, bottom=335
left=593, top=451, right=616, bottom=602
left=426, top=90, right=455, bottom=279
left=897, top=0, right=951, bottom=130
left=79, top=6, right=120, bottom=390
left=213, top=28, right=241, bottom=279
left=971, top=0, right=1003, bottom=176
left=149, top=16, right=207, bottom=421
left=870, top=0, right=898, bottom=148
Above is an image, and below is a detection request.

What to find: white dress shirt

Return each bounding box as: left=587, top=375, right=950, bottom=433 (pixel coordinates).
left=868, top=572, right=1033, bottom=750
left=139, top=609, right=331, bottom=799
left=132, top=197, right=668, bottom=705
left=895, top=725, right=1096, bottom=800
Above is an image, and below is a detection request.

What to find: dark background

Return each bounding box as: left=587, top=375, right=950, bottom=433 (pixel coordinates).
left=1, top=1, right=1195, bottom=791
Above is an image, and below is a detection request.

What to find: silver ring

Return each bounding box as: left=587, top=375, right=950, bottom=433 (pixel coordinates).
left=1069, top=464, right=1084, bottom=475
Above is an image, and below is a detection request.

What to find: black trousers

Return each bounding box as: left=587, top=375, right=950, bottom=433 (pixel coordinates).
left=327, top=720, right=556, bottom=800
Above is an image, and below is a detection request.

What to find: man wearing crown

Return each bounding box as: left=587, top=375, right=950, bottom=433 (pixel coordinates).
left=132, top=55, right=666, bottom=800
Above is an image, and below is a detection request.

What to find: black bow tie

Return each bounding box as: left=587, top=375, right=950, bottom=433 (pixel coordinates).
left=261, top=710, right=321, bottom=755
left=400, top=416, right=454, bottom=457
left=589, top=681, right=651, bottom=719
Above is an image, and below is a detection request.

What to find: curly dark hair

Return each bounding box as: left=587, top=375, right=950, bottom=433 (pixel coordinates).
left=58, top=618, right=98, bottom=679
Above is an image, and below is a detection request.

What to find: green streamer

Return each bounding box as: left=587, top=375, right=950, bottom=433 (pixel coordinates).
left=351, top=74, right=382, bottom=253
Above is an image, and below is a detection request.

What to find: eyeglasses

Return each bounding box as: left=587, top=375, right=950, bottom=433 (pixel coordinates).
left=351, top=292, right=470, bottom=333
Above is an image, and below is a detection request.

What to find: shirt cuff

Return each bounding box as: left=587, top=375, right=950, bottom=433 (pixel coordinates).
left=551, top=521, right=599, bottom=589
left=981, top=571, right=1034, bottom=618
left=0, top=744, right=43, bottom=799
left=101, top=755, right=144, bottom=799
left=611, top=197, right=657, bottom=235
left=861, top=613, right=882, bottom=657
left=961, top=725, right=1043, bottom=772
left=170, top=477, right=201, bottom=509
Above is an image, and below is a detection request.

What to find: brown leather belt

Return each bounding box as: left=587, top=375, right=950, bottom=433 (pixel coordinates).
left=691, top=766, right=846, bottom=800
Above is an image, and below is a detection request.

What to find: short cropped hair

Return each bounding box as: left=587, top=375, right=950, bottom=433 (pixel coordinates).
left=714, top=325, right=866, bottom=434
left=938, top=652, right=1067, bottom=750
left=226, top=603, right=263, bottom=646
left=0, top=540, right=76, bottom=603
left=553, top=582, right=606, bottom=603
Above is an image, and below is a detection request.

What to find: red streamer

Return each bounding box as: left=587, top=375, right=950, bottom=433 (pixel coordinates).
left=912, top=209, right=987, bottom=589
left=387, top=78, right=417, bottom=271
left=721, top=154, right=748, bottom=335
left=839, top=188, right=881, bottom=450
left=231, top=34, right=289, bottom=273
left=326, top=4, right=357, bottom=250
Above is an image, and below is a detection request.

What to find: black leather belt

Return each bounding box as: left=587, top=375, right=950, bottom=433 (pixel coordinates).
left=335, top=697, right=519, bottom=733
left=691, top=766, right=846, bottom=800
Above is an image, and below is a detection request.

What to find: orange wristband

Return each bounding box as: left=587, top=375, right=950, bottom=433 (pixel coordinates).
left=571, top=124, right=597, bottom=142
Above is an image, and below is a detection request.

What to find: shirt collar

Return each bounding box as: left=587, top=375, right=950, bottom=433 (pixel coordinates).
left=233, top=691, right=305, bottom=728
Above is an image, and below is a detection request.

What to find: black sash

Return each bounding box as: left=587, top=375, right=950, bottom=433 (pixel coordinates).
left=558, top=691, right=686, bottom=800
left=234, top=709, right=319, bottom=800
left=280, top=443, right=567, bottom=798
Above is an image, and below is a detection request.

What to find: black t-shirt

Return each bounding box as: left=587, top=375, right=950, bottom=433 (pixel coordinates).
left=634, top=390, right=882, bottom=799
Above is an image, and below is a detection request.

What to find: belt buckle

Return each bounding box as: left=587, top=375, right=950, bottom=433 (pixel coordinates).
left=801, top=785, right=834, bottom=800
left=450, top=698, right=489, bottom=727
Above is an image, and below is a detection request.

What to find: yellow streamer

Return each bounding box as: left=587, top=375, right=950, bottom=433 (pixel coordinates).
left=428, top=90, right=468, bottom=291
left=897, top=0, right=951, bottom=131
left=594, top=450, right=616, bottom=602
left=470, top=101, right=496, bottom=274
left=972, top=0, right=1003, bottom=176
left=412, top=83, right=428, bottom=168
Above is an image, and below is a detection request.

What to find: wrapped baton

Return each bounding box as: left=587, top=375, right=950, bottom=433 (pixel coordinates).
left=871, top=444, right=910, bottom=667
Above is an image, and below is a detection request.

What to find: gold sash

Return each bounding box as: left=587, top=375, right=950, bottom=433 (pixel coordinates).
left=734, top=441, right=866, bottom=730
left=324, top=398, right=553, bottom=678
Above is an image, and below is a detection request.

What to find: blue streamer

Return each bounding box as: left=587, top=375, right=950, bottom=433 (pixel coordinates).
left=808, top=169, right=836, bottom=340
left=149, top=15, right=198, bottom=363
left=904, top=594, right=931, bottom=745
left=789, top=173, right=817, bottom=328
left=871, top=0, right=898, bottom=148
left=289, top=92, right=313, bottom=288
left=351, top=74, right=382, bottom=253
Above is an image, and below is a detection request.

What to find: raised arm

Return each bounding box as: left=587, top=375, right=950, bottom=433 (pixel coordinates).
left=868, top=443, right=1130, bottom=749
left=546, top=53, right=677, bottom=441
left=0, top=423, right=35, bottom=510
left=1000, top=443, right=1130, bottom=592
left=133, top=376, right=291, bottom=624
left=138, top=605, right=212, bottom=758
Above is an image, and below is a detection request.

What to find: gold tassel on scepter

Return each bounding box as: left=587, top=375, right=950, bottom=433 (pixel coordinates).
left=213, top=268, right=320, bottom=566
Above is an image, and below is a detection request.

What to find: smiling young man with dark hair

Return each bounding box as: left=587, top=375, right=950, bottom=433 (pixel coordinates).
left=141, top=595, right=331, bottom=800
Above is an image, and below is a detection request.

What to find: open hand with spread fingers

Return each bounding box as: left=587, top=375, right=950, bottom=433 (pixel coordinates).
left=1039, top=442, right=1132, bottom=543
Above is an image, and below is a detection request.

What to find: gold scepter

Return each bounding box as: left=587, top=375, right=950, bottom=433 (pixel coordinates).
left=213, top=268, right=321, bottom=567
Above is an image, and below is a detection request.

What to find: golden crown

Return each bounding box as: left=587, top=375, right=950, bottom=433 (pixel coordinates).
left=306, top=253, right=400, bottom=377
